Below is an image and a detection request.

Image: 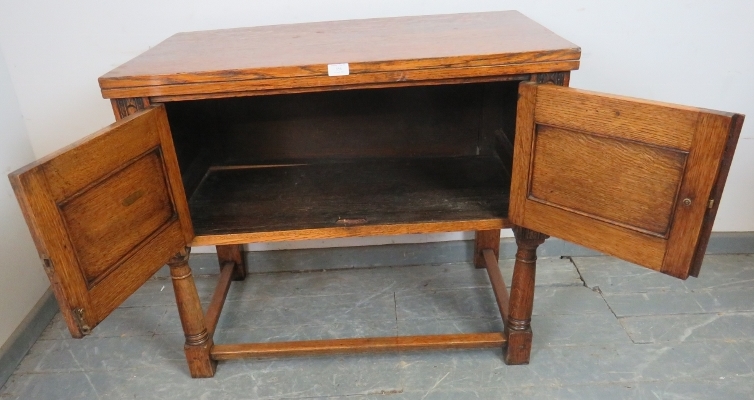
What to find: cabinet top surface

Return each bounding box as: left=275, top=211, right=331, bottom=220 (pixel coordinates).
left=99, top=11, right=580, bottom=99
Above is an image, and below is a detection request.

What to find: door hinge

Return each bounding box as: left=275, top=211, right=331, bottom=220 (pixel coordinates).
left=73, top=308, right=92, bottom=336
left=708, top=199, right=715, bottom=209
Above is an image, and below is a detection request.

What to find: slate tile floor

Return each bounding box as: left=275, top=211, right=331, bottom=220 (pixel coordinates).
left=2, top=254, right=754, bottom=399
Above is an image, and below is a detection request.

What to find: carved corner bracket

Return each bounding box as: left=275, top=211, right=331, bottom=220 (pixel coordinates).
left=532, top=72, right=570, bottom=86
left=112, top=97, right=151, bottom=120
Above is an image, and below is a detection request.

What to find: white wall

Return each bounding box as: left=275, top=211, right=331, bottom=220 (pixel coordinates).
left=0, top=0, right=751, bottom=252
left=0, top=49, right=51, bottom=348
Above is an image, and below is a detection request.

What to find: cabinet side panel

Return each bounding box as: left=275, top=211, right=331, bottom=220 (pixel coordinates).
left=164, top=101, right=219, bottom=200
left=479, top=81, right=521, bottom=175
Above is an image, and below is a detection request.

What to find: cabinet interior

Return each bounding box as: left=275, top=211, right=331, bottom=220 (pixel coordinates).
left=164, top=80, right=521, bottom=240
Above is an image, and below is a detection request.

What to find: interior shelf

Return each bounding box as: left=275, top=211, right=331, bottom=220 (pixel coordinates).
left=189, top=156, right=510, bottom=241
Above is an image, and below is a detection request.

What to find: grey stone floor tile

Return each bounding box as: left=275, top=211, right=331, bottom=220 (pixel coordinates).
left=4, top=354, right=404, bottom=400
left=222, top=258, right=579, bottom=303
left=156, top=292, right=397, bottom=335
left=214, top=321, right=397, bottom=344
left=5, top=254, right=754, bottom=399
left=39, top=305, right=172, bottom=340
left=693, top=287, right=754, bottom=313
left=585, top=254, right=754, bottom=318
left=37, top=312, right=68, bottom=340
left=572, top=256, right=687, bottom=293
left=130, top=354, right=402, bottom=399
left=395, top=287, right=499, bottom=321
left=397, top=317, right=503, bottom=336
left=398, top=349, right=536, bottom=390
left=574, top=254, right=754, bottom=294
left=400, top=340, right=754, bottom=392
left=150, top=292, right=395, bottom=336
left=531, top=313, right=631, bottom=347
left=212, top=355, right=403, bottom=399
left=388, top=263, right=489, bottom=292
left=601, top=291, right=705, bottom=317
left=394, top=311, right=630, bottom=348
left=383, top=377, right=754, bottom=400
left=223, top=263, right=487, bottom=302
left=0, top=371, right=103, bottom=400
left=620, top=312, right=754, bottom=344
left=225, top=268, right=406, bottom=300
left=120, top=275, right=217, bottom=307
left=683, top=254, right=754, bottom=291
left=14, top=334, right=183, bottom=374
left=395, top=286, right=611, bottom=323
left=531, top=286, right=613, bottom=316
left=603, top=287, right=754, bottom=318
left=631, top=377, right=754, bottom=400
left=376, top=385, right=640, bottom=400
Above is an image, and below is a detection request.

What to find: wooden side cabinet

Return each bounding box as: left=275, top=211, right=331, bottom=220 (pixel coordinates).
left=8, top=11, right=744, bottom=378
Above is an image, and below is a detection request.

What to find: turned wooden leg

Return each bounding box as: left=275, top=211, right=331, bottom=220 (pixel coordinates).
left=504, top=227, right=548, bottom=365
left=474, top=229, right=501, bottom=269
left=168, top=248, right=216, bottom=378
left=216, top=244, right=247, bottom=281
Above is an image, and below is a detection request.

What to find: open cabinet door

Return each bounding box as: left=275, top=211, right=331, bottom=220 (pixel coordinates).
left=9, top=106, right=193, bottom=337
left=510, top=83, right=744, bottom=280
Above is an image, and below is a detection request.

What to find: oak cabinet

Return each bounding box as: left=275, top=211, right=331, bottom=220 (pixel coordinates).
left=9, top=11, right=744, bottom=377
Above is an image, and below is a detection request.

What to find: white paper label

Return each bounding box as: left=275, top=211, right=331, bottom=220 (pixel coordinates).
left=328, top=63, right=350, bottom=76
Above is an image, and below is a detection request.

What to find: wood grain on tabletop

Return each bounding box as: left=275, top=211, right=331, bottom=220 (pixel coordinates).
left=98, top=11, right=580, bottom=98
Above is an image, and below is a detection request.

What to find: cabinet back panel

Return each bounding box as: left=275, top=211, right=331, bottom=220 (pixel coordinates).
left=212, top=81, right=519, bottom=163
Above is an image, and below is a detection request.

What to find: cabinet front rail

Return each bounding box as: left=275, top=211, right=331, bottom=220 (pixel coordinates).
left=192, top=219, right=510, bottom=246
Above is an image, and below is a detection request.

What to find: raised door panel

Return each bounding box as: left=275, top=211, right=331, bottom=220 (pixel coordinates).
left=9, top=106, right=192, bottom=337
left=510, top=83, right=743, bottom=279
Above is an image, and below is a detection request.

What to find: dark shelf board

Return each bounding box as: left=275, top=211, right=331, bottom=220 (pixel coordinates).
left=189, top=156, right=510, bottom=243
